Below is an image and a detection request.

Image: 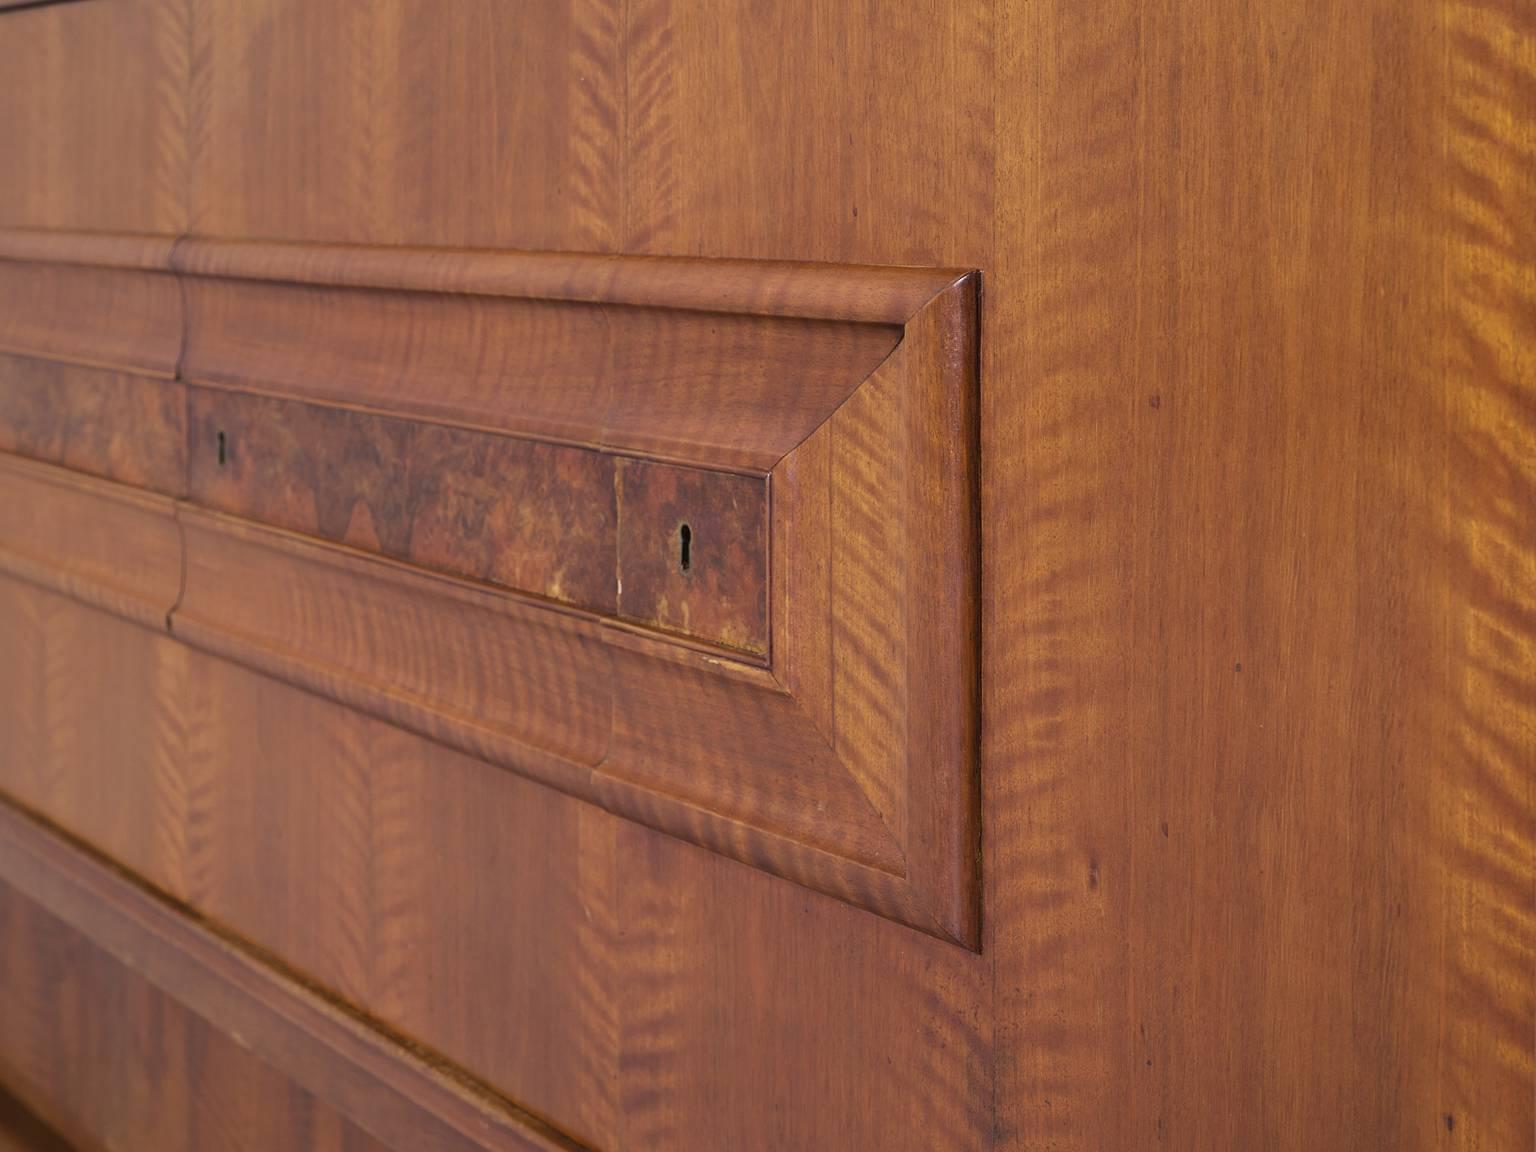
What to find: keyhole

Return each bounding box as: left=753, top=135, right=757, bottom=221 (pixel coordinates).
left=217, top=430, right=227, bottom=467
left=678, top=523, right=692, bottom=573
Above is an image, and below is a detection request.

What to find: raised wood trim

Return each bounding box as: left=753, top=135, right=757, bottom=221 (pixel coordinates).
left=0, top=229, right=982, bottom=947
left=0, top=230, right=177, bottom=271
left=0, top=456, right=180, bottom=632
left=0, top=799, right=577, bottom=1152
left=169, top=236, right=964, bottom=323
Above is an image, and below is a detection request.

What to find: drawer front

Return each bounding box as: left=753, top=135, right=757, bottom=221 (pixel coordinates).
left=0, top=232, right=980, bottom=946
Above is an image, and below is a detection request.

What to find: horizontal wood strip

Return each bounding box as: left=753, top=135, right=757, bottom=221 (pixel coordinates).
left=0, top=456, right=180, bottom=631
left=0, top=261, right=180, bottom=378
left=188, top=388, right=620, bottom=616
left=179, top=279, right=892, bottom=470
left=0, top=229, right=176, bottom=272
left=174, top=508, right=615, bottom=779
left=171, top=509, right=899, bottom=875
left=0, top=354, right=185, bottom=494
left=185, top=387, right=768, bottom=652
left=171, top=236, right=966, bottom=324
left=0, top=229, right=913, bottom=470
left=0, top=798, right=580, bottom=1152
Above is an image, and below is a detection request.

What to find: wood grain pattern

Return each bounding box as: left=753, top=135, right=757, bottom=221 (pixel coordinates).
left=173, top=242, right=912, bottom=471
left=0, top=580, right=990, bottom=1152
left=986, top=1, right=1535, bottom=1149
left=188, top=0, right=622, bottom=251
left=173, top=484, right=953, bottom=937
left=0, top=1, right=1531, bottom=1149
left=0, top=0, right=187, bottom=233
left=0, top=446, right=967, bottom=940
left=0, top=815, right=569, bottom=1152
left=0, top=456, right=181, bottom=630
left=188, top=388, right=622, bottom=618
left=172, top=507, right=614, bottom=781
left=615, top=461, right=768, bottom=655
left=0, top=260, right=180, bottom=378
left=623, top=0, right=994, bottom=264
left=0, top=230, right=981, bottom=945
left=187, top=389, right=769, bottom=651
left=0, top=578, right=622, bottom=1150
left=0, top=354, right=185, bottom=494
left=171, top=236, right=964, bottom=321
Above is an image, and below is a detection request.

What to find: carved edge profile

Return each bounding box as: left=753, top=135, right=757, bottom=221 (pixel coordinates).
left=0, top=230, right=982, bottom=948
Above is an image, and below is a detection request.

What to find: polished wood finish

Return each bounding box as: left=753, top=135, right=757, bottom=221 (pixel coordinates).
left=0, top=456, right=181, bottom=630
left=0, top=1, right=1530, bottom=1150
left=186, top=392, right=771, bottom=653
left=0, top=225, right=982, bottom=944
left=0, top=1, right=186, bottom=233
left=987, top=2, right=1534, bottom=1148
left=186, top=389, right=626, bottom=619
left=0, top=355, right=185, bottom=494
left=172, top=241, right=915, bottom=471
left=0, top=578, right=992, bottom=1151
left=0, top=886, right=440, bottom=1152
left=0, top=802, right=570, bottom=1152
left=0, top=258, right=179, bottom=378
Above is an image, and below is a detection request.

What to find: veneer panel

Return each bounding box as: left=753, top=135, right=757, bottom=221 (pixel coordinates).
left=0, top=232, right=982, bottom=945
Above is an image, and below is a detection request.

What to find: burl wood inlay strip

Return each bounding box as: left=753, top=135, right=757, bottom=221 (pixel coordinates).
left=617, top=460, right=769, bottom=657
left=0, top=353, right=185, bottom=494
left=187, top=388, right=618, bottom=616
left=186, top=387, right=770, bottom=655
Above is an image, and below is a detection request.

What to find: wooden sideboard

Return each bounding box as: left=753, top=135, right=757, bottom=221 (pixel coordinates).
left=0, top=2, right=1530, bottom=1150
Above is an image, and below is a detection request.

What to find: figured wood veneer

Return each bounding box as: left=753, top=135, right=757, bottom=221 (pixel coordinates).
left=0, top=801, right=567, bottom=1152
left=0, top=229, right=981, bottom=947
left=0, top=354, right=185, bottom=494
left=184, top=388, right=770, bottom=652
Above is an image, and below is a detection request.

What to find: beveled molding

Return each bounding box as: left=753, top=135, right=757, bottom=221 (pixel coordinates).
left=0, top=230, right=981, bottom=947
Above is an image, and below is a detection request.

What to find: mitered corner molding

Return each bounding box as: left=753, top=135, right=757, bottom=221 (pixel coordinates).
left=0, top=229, right=982, bottom=947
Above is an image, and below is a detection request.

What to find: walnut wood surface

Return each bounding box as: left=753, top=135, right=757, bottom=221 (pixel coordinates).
left=0, top=1, right=1530, bottom=1150
left=186, top=389, right=770, bottom=652
left=0, top=355, right=184, bottom=494
left=187, top=387, right=622, bottom=616
left=614, top=461, right=768, bottom=654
